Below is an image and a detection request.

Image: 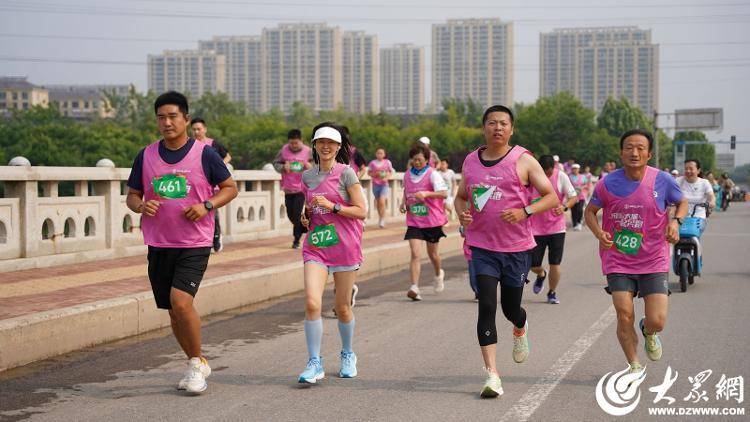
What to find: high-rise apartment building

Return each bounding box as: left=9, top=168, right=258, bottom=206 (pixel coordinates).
left=341, top=31, right=379, bottom=114
left=432, top=19, right=513, bottom=110
left=199, top=36, right=263, bottom=111
left=380, top=44, right=424, bottom=115
left=147, top=50, right=226, bottom=98
left=261, top=23, right=342, bottom=112
left=540, top=27, right=659, bottom=116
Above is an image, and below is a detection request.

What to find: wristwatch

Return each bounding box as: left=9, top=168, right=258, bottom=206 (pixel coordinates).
left=672, top=216, right=683, bottom=225
left=203, top=200, right=214, bottom=211
left=563, top=206, right=569, bottom=212
left=523, top=205, right=534, bottom=217
left=332, top=203, right=342, bottom=214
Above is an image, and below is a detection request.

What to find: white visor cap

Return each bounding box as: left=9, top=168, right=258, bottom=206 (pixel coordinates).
left=572, top=163, right=581, bottom=169
left=418, top=136, right=431, bottom=145
left=312, top=126, right=342, bottom=144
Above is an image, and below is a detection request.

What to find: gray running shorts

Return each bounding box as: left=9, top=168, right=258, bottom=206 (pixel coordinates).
left=606, top=272, right=669, bottom=297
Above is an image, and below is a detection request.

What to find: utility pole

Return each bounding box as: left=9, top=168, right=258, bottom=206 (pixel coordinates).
left=653, top=111, right=659, bottom=167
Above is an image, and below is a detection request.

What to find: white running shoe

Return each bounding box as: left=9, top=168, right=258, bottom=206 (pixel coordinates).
left=573, top=224, right=583, bottom=231
left=378, top=219, right=385, bottom=228
left=434, top=269, right=445, bottom=293
left=181, top=357, right=211, bottom=394
left=512, top=321, right=530, bottom=363
left=407, top=284, right=422, bottom=301
left=480, top=368, right=504, bottom=398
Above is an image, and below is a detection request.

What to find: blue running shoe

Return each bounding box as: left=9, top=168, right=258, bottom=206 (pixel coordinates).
left=547, top=291, right=560, bottom=304
left=339, top=351, right=358, bottom=378
left=298, top=357, right=325, bottom=384
left=533, top=270, right=547, bottom=294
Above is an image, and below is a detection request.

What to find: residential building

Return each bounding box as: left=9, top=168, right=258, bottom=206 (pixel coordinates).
left=147, top=50, right=226, bottom=97
left=432, top=18, right=514, bottom=110
left=380, top=44, right=424, bottom=115
left=540, top=26, right=659, bottom=116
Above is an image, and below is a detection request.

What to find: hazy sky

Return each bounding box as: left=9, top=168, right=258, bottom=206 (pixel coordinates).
left=1, top=0, right=748, bottom=158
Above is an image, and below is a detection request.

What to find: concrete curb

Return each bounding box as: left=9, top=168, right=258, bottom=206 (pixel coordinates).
left=0, top=232, right=462, bottom=372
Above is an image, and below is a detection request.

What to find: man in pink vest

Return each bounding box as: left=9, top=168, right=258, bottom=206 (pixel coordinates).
left=528, top=155, right=578, bottom=304
left=454, top=105, right=559, bottom=398
left=191, top=117, right=231, bottom=252
left=274, top=129, right=312, bottom=249
left=126, top=91, right=238, bottom=394
left=585, top=129, right=687, bottom=376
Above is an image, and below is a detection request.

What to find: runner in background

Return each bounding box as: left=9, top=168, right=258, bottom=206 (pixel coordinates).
left=528, top=155, right=578, bottom=304
left=367, top=148, right=394, bottom=229
left=191, top=117, right=231, bottom=252
left=437, top=159, right=457, bottom=222
left=401, top=143, right=448, bottom=301
left=274, top=129, right=312, bottom=249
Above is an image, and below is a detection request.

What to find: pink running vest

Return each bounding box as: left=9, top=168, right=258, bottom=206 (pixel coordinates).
left=141, top=140, right=215, bottom=248
left=280, top=144, right=311, bottom=194
left=597, top=166, right=669, bottom=274
left=403, top=167, right=447, bottom=228
left=569, top=173, right=589, bottom=201
left=529, top=167, right=567, bottom=236
left=302, top=163, right=364, bottom=267
left=463, top=146, right=536, bottom=253
left=368, top=159, right=393, bottom=186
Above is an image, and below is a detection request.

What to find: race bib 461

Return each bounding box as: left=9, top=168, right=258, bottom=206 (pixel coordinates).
left=153, top=174, right=187, bottom=199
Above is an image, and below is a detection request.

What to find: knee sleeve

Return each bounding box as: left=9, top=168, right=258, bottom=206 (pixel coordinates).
left=500, top=285, right=526, bottom=329
left=477, top=275, right=499, bottom=346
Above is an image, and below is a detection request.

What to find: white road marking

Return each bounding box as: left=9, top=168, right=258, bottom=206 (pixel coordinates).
left=499, top=306, right=617, bottom=422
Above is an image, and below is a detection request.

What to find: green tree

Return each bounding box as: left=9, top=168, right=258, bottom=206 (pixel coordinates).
left=597, top=96, right=653, bottom=138
left=673, top=130, right=715, bottom=173
left=512, top=92, right=615, bottom=166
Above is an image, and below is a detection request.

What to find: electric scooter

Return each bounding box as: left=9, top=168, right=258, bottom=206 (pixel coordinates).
left=672, top=203, right=708, bottom=293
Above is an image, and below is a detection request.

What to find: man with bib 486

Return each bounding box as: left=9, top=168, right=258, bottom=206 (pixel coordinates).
left=585, top=129, right=687, bottom=376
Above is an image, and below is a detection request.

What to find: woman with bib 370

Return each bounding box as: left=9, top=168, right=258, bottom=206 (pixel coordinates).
left=298, top=123, right=366, bottom=384
left=401, top=143, right=448, bottom=301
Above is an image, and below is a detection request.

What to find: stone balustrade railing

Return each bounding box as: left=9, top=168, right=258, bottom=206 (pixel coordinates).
left=0, top=165, right=423, bottom=271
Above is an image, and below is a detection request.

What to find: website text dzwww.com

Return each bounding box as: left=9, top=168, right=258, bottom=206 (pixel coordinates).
left=648, top=407, right=745, bottom=416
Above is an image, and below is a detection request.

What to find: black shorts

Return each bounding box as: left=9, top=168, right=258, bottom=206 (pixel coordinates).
left=531, top=233, right=566, bottom=267
left=147, top=246, right=211, bottom=309
left=404, top=226, right=446, bottom=243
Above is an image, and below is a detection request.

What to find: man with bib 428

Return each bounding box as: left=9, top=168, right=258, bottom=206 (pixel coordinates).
left=454, top=105, right=559, bottom=398
left=585, top=129, right=687, bottom=376
left=126, top=91, right=238, bottom=395
left=297, top=123, right=366, bottom=384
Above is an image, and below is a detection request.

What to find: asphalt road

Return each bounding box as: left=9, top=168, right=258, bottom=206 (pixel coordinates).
left=2, top=203, right=749, bottom=422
